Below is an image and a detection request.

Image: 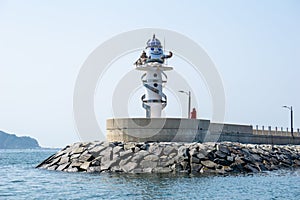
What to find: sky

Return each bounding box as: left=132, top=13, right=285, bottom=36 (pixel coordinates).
left=0, top=0, right=300, bottom=148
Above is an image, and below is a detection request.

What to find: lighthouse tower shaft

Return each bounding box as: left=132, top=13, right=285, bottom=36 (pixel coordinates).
left=141, top=65, right=168, bottom=118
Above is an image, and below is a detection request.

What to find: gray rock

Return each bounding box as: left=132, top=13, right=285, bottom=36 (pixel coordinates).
left=99, top=147, right=112, bottom=159
left=80, top=142, right=92, bottom=148
left=227, top=156, right=235, bottom=162
left=100, top=153, right=114, bottom=166
left=78, top=152, right=93, bottom=162
left=159, top=155, right=168, bottom=162
left=119, top=156, right=132, bottom=166
left=201, top=160, right=217, bottom=169
left=230, top=156, right=245, bottom=172
left=72, top=147, right=85, bottom=154
left=244, top=164, right=259, bottom=173
left=119, top=150, right=133, bottom=158
left=140, top=160, right=158, bottom=169
left=53, top=150, right=67, bottom=159
left=48, top=165, right=58, bottom=170
left=121, top=162, right=138, bottom=172
left=144, top=154, right=159, bottom=162
left=215, top=150, right=227, bottom=159
left=124, top=143, right=135, bottom=151
left=294, top=160, right=300, bottom=166
left=56, top=163, right=70, bottom=171
left=152, top=167, right=172, bottom=173
left=133, top=147, right=141, bottom=152
left=280, top=159, right=292, bottom=166
left=171, top=163, right=182, bottom=172
left=58, top=155, right=69, bottom=165
left=87, top=166, right=102, bottom=173
left=91, top=159, right=101, bottom=166
left=138, top=150, right=150, bottom=157
left=131, top=168, right=143, bottom=173
left=180, top=161, right=189, bottom=171
left=223, top=166, right=233, bottom=172
left=290, top=152, right=299, bottom=160
left=131, top=154, right=145, bottom=162
left=257, top=163, right=267, bottom=171
left=69, top=161, right=83, bottom=168
left=217, top=145, right=230, bottom=155
left=131, top=150, right=149, bottom=162
left=143, top=168, right=153, bottom=173
left=67, top=143, right=82, bottom=155
left=169, top=153, right=177, bottom=158
left=111, top=166, right=123, bottom=172
left=177, top=146, right=189, bottom=158
left=200, top=167, right=217, bottom=174
left=100, top=154, right=111, bottom=163
left=251, top=148, right=264, bottom=155
left=164, top=157, right=176, bottom=167
left=241, top=148, right=251, bottom=156
left=163, top=145, right=176, bottom=155
left=234, top=156, right=245, bottom=165
left=157, top=161, right=169, bottom=168
left=149, top=145, right=163, bottom=156
left=102, top=141, right=115, bottom=148
left=252, top=154, right=262, bottom=162
left=277, top=154, right=289, bottom=161
left=191, top=156, right=200, bottom=164
left=80, top=162, right=91, bottom=170
left=50, top=157, right=61, bottom=165
left=39, top=163, right=52, bottom=169
left=70, top=153, right=80, bottom=160
left=214, top=158, right=231, bottom=166
left=191, top=163, right=202, bottom=172
left=242, top=156, right=256, bottom=163
left=89, top=146, right=106, bottom=157
left=269, top=164, right=279, bottom=170
left=86, top=143, right=97, bottom=151
left=215, top=168, right=226, bottom=175
left=196, top=152, right=207, bottom=160
left=65, top=167, right=78, bottom=172
left=101, top=158, right=120, bottom=170
left=189, top=148, right=198, bottom=156
left=269, top=157, right=279, bottom=165
left=138, top=143, right=150, bottom=151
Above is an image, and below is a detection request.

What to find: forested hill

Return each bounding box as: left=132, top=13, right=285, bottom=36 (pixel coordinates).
left=0, top=130, right=40, bottom=149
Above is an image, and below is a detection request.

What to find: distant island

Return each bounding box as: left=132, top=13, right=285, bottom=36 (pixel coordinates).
left=0, top=130, right=40, bottom=149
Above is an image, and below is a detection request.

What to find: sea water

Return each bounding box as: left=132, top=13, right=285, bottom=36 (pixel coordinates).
left=0, top=149, right=300, bottom=200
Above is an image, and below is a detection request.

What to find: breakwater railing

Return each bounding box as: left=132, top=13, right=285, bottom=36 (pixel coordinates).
left=253, top=125, right=300, bottom=137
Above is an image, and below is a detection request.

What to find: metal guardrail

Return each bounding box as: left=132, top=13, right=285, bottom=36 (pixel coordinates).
left=253, top=125, right=300, bottom=137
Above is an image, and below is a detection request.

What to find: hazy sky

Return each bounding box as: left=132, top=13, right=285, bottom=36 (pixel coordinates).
left=1, top=0, right=300, bottom=147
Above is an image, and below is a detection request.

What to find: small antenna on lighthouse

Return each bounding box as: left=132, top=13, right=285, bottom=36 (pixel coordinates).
left=164, top=37, right=168, bottom=65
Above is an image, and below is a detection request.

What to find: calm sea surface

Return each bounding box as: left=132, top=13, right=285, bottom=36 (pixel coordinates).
left=0, top=149, right=300, bottom=200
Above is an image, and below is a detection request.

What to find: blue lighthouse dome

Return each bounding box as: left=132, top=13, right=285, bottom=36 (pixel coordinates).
left=146, top=34, right=162, bottom=48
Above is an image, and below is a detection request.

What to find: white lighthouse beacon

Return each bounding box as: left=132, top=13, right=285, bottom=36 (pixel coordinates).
left=135, top=34, right=173, bottom=118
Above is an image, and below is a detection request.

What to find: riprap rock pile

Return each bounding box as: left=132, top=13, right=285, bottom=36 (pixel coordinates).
left=37, top=141, right=300, bottom=174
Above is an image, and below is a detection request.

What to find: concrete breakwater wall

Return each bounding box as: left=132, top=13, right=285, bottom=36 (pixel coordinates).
left=37, top=141, right=300, bottom=174
left=106, top=118, right=300, bottom=145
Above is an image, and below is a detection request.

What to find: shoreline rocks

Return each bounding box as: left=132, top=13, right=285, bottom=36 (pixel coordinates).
left=36, top=141, right=300, bottom=175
